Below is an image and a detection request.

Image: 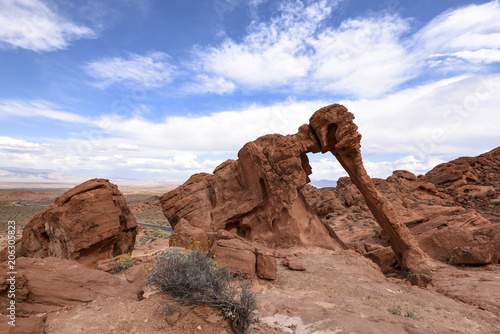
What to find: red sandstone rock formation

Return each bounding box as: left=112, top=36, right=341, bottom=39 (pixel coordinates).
left=19, top=179, right=137, bottom=267
left=161, top=104, right=430, bottom=273
left=303, top=146, right=500, bottom=267
left=305, top=104, right=430, bottom=271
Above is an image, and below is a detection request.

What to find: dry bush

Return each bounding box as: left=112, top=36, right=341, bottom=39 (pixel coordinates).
left=148, top=248, right=257, bottom=334
left=111, top=253, right=135, bottom=274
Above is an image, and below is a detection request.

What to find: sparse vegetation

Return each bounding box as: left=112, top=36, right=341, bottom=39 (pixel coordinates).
left=112, top=253, right=135, bottom=274
left=388, top=304, right=421, bottom=320
left=139, top=226, right=169, bottom=246
left=148, top=248, right=257, bottom=334
left=15, top=248, right=24, bottom=258
left=388, top=304, right=402, bottom=316
left=405, top=309, right=420, bottom=320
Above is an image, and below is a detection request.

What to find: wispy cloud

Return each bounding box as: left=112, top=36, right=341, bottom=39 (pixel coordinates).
left=73, top=1, right=500, bottom=98
left=190, top=1, right=413, bottom=97
left=415, top=1, right=500, bottom=55
left=84, top=51, right=177, bottom=89
left=194, top=0, right=331, bottom=90
left=0, top=99, right=89, bottom=124
left=181, top=74, right=236, bottom=95
left=187, top=0, right=500, bottom=98
left=0, top=137, right=49, bottom=153
left=4, top=72, right=499, bottom=183
left=0, top=0, right=95, bottom=52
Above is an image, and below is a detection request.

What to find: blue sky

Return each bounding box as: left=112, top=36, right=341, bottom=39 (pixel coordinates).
left=1, top=0, right=499, bottom=187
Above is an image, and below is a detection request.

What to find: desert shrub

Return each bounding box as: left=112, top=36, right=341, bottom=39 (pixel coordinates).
left=388, top=304, right=402, bottom=316
left=388, top=304, right=421, bottom=320
left=148, top=248, right=257, bottom=334
left=112, top=253, right=135, bottom=274
left=15, top=248, right=24, bottom=258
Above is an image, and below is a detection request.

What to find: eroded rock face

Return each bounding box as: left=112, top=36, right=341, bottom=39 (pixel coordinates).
left=19, top=179, right=137, bottom=267
left=161, top=104, right=429, bottom=273
left=450, top=244, right=499, bottom=265
left=161, top=135, right=342, bottom=252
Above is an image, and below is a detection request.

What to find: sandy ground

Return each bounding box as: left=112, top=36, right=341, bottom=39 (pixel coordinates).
left=43, top=243, right=500, bottom=334
left=3, top=188, right=500, bottom=334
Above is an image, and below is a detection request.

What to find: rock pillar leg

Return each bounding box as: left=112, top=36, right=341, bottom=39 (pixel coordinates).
left=334, top=150, right=428, bottom=271
left=308, top=104, right=430, bottom=272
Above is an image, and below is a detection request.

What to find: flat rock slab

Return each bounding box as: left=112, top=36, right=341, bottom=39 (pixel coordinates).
left=0, top=257, right=143, bottom=316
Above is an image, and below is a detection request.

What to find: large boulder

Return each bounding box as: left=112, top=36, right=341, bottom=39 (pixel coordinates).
left=18, top=179, right=137, bottom=267
left=450, top=244, right=499, bottom=266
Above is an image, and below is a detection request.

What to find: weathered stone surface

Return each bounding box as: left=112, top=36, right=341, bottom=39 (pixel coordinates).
left=283, top=256, right=306, bottom=271
left=301, top=184, right=344, bottom=217
left=0, top=315, right=46, bottom=334
left=450, top=244, right=499, bottom=265
left=256, top=248, right=277, bottom=280
left=364, top=242, right=384, bottom=253
left=211, top=234, right=257, bottom=276
left=169, top=218, right=211, bottom=250
left=364, top=247, right=397, bottom=269
left=95, top=253, right=154, bottom=290
left=424, top=159, right=476, bottom=186
left=406, top=273, right=433, bottom=288
left=302, top=146, right=500, bottom=270
left=0, top=257, right=143, bottom=316
left=418, top=226, right=476, bottom=262
left=161, top=135, right=341, bottom=252
left=18, top=179, right=137, bottom=267
left=307, top=104, right=430, bottom=271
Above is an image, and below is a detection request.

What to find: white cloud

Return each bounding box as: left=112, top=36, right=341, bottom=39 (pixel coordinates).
left=342, top=73, right=500, bottom=161
left=309, top=157, right=346, bottom=181
left=363, top=156, right=446, bottom=179
left=0, top=137, right=49, bottom=153
left=190, top=1, right=414, bottom=97
left=119, top=155, right=223, bottom=172
left=415, top=1, right=500, bottom=54
left=192, top=0, right=333, bottom=92
left=0, top=0, right=95, bottom=52
left=437, top=50, right=500, bottom=64
left=96, top=99, right=327, bottom=152
left=187, top=1, right=500, bottom=98
left=117, top=143, right=139, bottom=151
left=0, top=99, right=89, bottom=123
left=310, top=14, right=413, bottom=97
left=415, top=1, right=500, bottom=70
left=84, top=51, right=176, bottom=89
left=3, top=2, right=500, bottom=185
left=0, top=170, right=12, bottom=177
left=2, top=72, right=500, bottom=184
left=182, top=74, right=236, bottom=95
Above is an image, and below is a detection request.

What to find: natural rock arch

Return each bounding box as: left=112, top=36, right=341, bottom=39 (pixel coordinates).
left=160, top=104, right=430, bottom=272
